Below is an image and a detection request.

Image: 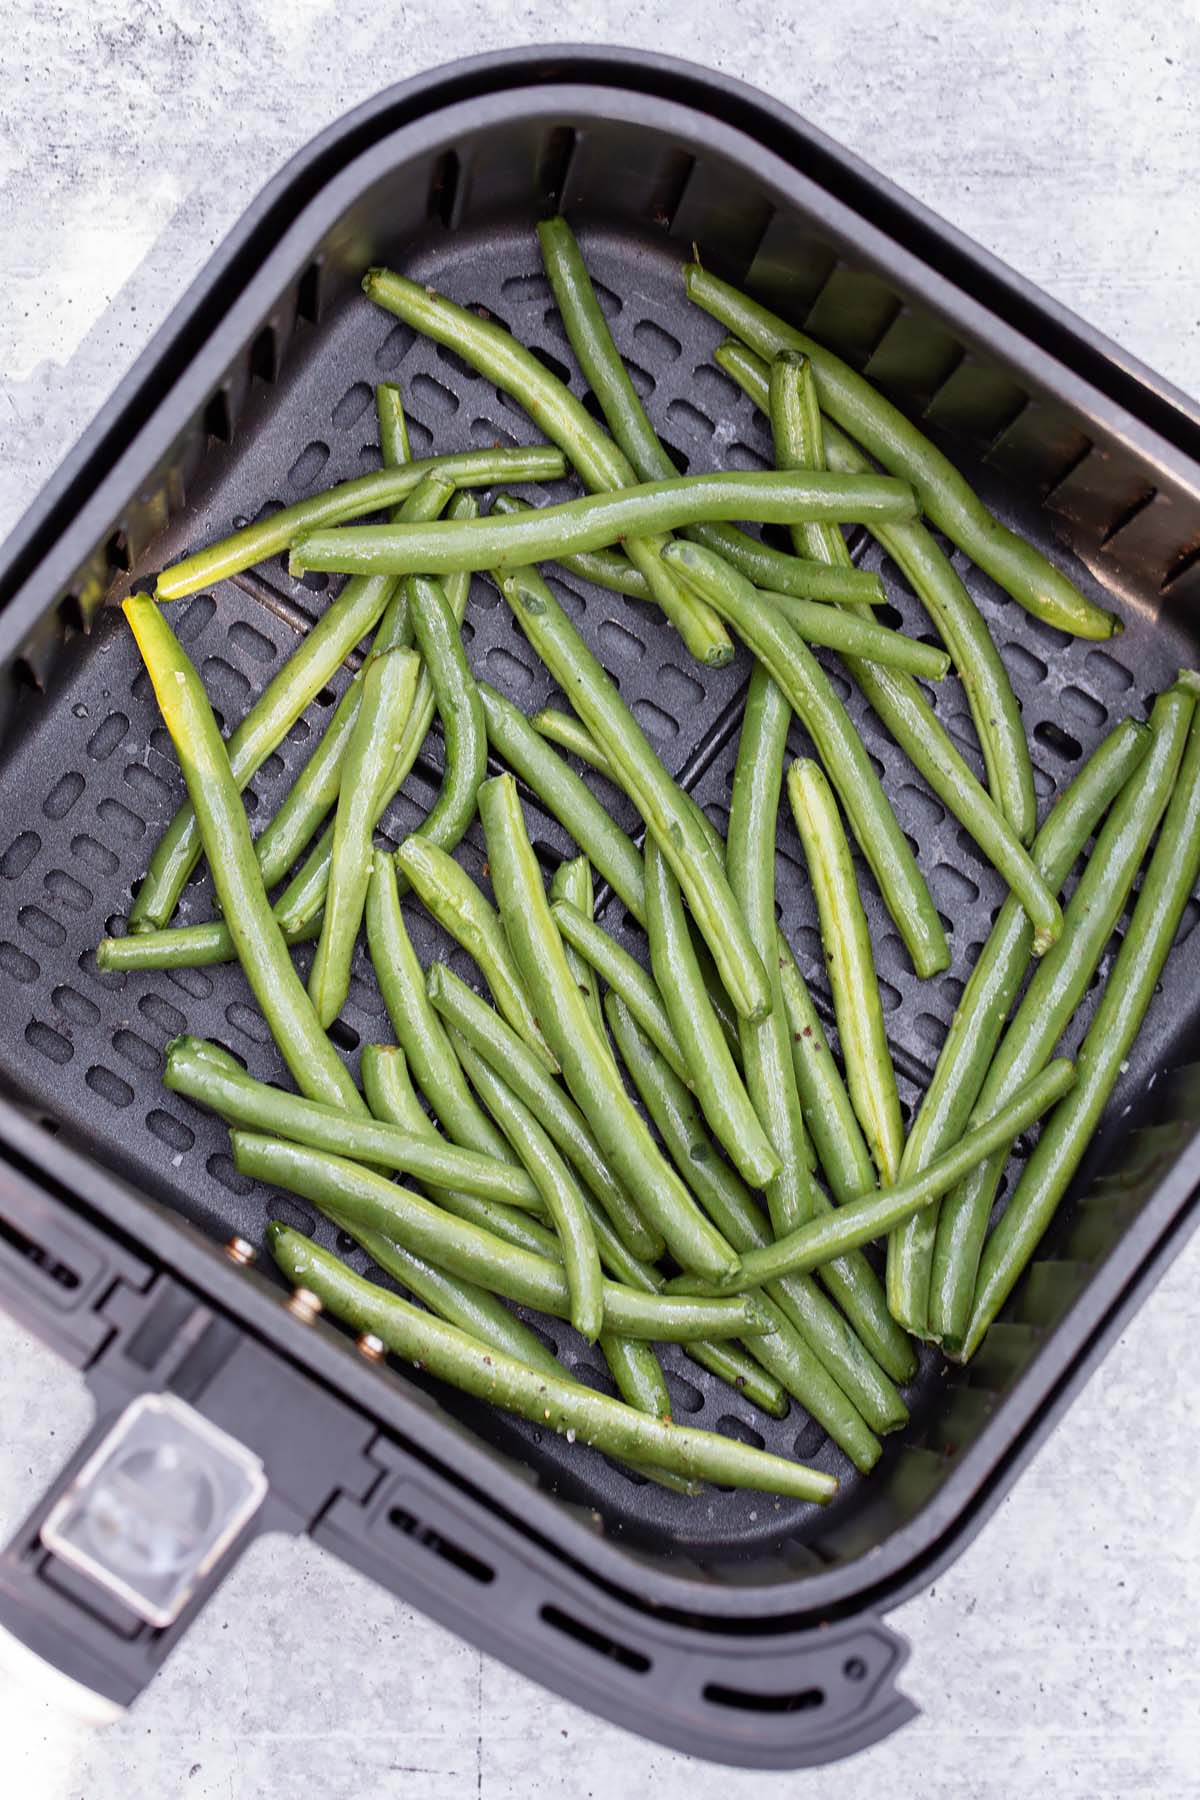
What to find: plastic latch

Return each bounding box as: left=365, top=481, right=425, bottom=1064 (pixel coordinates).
left=38, top=1392, right=268, bottom=1628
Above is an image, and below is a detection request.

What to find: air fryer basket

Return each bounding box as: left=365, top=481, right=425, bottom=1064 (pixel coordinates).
left=1, top=48, right=1199, bottom=1768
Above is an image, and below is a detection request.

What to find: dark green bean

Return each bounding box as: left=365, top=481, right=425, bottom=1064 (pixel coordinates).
left=604, top=994, right=904, bottom=1449
left=926, top=684, right=1195, bottom=1341
left=122, top=597, right=364, bottom=1115
left=239, top=1134, right=766, bottom=1342
left=363, top=263, right=730, bottom=665
left=98, top=912, right=321, bottom=971
left=399, top=838, right=557, bottom=1071
left=685, top=1061, right=1078, bottom=1294
left=775, top=945, right=877, bottom=1206
left=549, top=858, right=615, bottom=1068
left=892, top=716, right=1153, bottom=1339
left=687, top=264, right=1121, bottom=640
left=643, top=838, right=782, bottom=1188
left=600, top=1335, right=671, bottom=1415
left=533, top=707, right=616, bottom=779
left=958, top=711, right=1200, bottom=1360
left=365, top=850, right=515, bottom=1162
left=165, top=1036, right=541, bottom=1206
left=764, top=350, right=1061, bottom=955
left=480, top=772, right=741, bottom=1281
left=129, top=386, right=421, bottom=934
left=448, top=1028, right=604, bottom=1341
left=535, top=216, right=890, bottom=621
left=550, top=899, right=691, bottom=1084
left=290, top=468, right=918, bottom=581
left=396, top=570, right=487, bottom=873
left=425, top=961, right=664, bottom=1268
left=663, top=539, right=949, bottom=977
left=683, top=1341, right=790, bottom=1419
left=760, top=591, right=950, bottom=678
left=268, top=1223, right=832, bottom=1499
left=788, top=758, right=905, bottom=1185
left=345, top=1221, right=564, bottom=1378
left=478, top=682, right=647, bottom=921
left=715, top=338, right=1035, bottom=844
left=155, top=446, right=567, bottom=600
left=361, top=1042, right=564, bottom=1259
left=490, top=489, right=888, bottom=607
left=308, top=646, right=421, bottom=1026
left=726, top=665, right=818, bottom=1233
left=494, top=562, right=772, bottom=1021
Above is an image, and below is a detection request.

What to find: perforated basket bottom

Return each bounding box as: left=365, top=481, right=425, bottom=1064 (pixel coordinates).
left=1, top=219, right=1198, bottom=1563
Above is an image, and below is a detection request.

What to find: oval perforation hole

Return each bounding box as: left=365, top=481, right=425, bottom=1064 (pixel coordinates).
left=540, top=1605, right=650, bottom=1674
left=703, top=1681, right=824, bottom=1714
left=1033, top=719, right=1083, bottom=762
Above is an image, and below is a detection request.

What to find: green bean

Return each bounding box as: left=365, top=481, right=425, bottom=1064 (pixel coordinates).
left=98, top=912, right=321, bottom=970
left=927, top=684, right=1196, bottom=1342
left=271, top=492, right=481, bottom=933
left=663, top=539, right=948, bottom=977
left=714, top=337, right=1036, bottom=845
left=448, top=1028, right=604, bottom=1341
left=365, top=850, right=514, bottom=1162
left=346, top=1221, right=565, bottom=1379
left=764, top=350, right=1061, bottom=955
left=548, top=858, right=613, bottom=1064
left=643, top=838, right=782, bottom=1187
left=533, top=707, right=617, bottom=779
left=599, top=1335, right=671, bottom=1415
left=478, top=683, right=648, bottom=920
left=593, top=1338, right=704, bottom=1493
left=290, top=467, right=918, bottom=581
left=604, top=994, right=902, bottom=1451
left=490, top=489, right=887, bottom=608
left=398, top=839, right=557, bottom=1071
left=102, top=488, right=471, bottom=973
left=395, top=569, right=487, bottom=875
left=760, top=592, right=950, bottom=678
left=165, top=1035, right=541, bottom=1206
left=425, top=961, right=663, bottom=1268
left=959, top=713, right=1200, bottom=1359
left=494, top=562, right=772, bottom=1021
left=726, top=667, right=818, bottom=1233
left=683, top=1341, right=790, bottom=1419
left=363, top=264, right=731, bottom=666
left=480, top=772, right=741, bottom=1281
left=687, top=264, right=1121, bottom=641
left=688, top=1060, right=1078, bottom=1294
left=239, top=1134, right=765, bottom=1342
left=121, top=597, right=364, bottom=1114
left=775, top=945, right=877, bottom=1206
left=361, top=1042, right=563, bottom=1259
left=268, top=1223, right=831, bottom=1499
left=535, top=217, right=889, bottom=622
left=890, top=716, right=1153, bottom=1338
left=308, top=647, right=420, bottom=1026
left=550, top=899, right=691, bottom=1085
left=129, top=386, right=420, bottom=933
left=787, top=758, right=905, bottom=1185
left=155, top=446, right=567, bottom=600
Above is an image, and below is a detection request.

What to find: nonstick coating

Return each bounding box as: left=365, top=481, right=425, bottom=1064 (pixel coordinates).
left=1, top=212, right=1198, bottom=1566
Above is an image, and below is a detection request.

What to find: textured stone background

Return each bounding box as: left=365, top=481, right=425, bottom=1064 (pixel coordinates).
left=1, top=4, right=1198, bottom=1796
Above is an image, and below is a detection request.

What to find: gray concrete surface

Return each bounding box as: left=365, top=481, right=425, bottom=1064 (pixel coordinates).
left=1, top=3, right=1198, bottom=1795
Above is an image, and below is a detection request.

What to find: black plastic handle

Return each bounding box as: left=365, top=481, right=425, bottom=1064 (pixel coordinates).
left=317, top=1440, right=915, bottom=1767
left=0, top=1142, right=914, bottom=1761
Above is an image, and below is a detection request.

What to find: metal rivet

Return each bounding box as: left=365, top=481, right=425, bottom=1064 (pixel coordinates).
left=286, top=1287, right=322, bottom=1324
left=224, top=1235, right=257, bottom=1266
left=356, top=1332, right=386, bottom=1362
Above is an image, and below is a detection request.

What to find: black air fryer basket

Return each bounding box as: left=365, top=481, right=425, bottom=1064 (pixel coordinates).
left=1, top=47, right=1198, bottom=1769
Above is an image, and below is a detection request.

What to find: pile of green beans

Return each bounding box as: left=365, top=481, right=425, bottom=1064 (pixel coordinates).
left=109, top=223, right=1195, bottom=1507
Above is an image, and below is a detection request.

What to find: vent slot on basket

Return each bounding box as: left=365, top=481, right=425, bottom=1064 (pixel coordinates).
left=387, top=1505, right=494, bottom=1585
left=540, top=1604, right=651, bottom=1673
left=703, top=1680, right=825, bottom=1714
